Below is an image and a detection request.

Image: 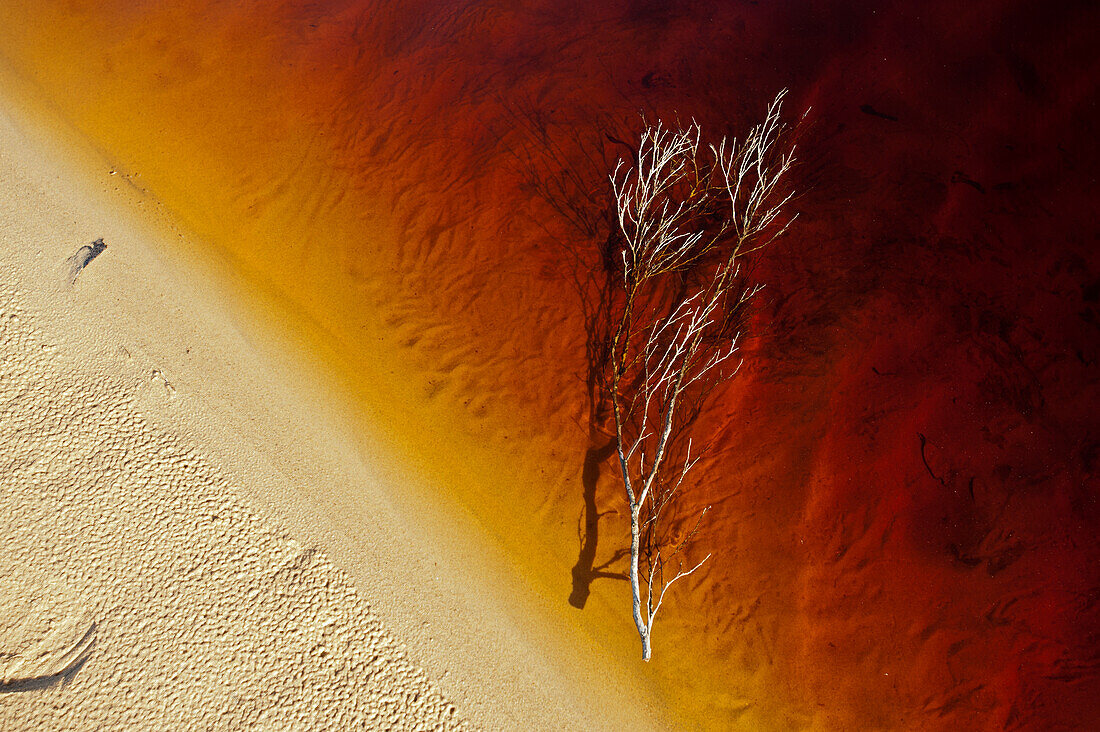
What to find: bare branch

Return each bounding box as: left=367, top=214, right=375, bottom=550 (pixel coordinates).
left=604, top=91, right=799, bottom=660
left=649, top=553, right=712, bottom=627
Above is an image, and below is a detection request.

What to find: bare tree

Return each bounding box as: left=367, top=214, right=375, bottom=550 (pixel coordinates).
left=605, top=92, right=798, bottom=660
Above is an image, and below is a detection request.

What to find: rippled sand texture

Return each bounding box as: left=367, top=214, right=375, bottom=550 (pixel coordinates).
left=0, top=325, right=459, bottom=728
left=0, top=178, right=463, bottom=729
left=0, top=1, right=1097, bottom=729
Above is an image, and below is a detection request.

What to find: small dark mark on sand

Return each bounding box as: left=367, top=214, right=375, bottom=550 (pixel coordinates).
left=62, top=238, right=107, bottom=287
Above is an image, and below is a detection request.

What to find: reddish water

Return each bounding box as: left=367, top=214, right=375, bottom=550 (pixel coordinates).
left=0, top=1, right=1096, bottom=728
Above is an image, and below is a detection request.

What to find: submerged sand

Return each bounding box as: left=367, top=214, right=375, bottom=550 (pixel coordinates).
left=0, top=73, right=664, bottom=729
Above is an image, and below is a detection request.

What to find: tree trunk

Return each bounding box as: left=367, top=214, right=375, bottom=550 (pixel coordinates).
left=628, top=505, right=651, bottom=661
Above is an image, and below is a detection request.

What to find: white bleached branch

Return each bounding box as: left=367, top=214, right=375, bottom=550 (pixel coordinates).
left=605, top=91, right=798, bottom=661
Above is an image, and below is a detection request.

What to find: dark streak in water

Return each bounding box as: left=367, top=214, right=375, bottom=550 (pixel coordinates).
left=918, top=432, right=947, bottom=487
left=950, top=171, right=985, bottom=193
left=859, top=104, right=898, bottom=121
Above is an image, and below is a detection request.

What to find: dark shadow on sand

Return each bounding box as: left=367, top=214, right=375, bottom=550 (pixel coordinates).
left=569, top=439, right=628, bottom=608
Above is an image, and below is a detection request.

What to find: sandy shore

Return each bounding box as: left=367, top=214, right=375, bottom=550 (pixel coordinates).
left=0, top=72, right=665, bottom=729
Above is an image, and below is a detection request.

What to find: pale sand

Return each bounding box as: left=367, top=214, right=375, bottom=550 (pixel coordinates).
left=0, top=73, right=667, bottom=728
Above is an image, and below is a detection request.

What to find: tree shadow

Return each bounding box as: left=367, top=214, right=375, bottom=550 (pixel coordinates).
left=569, top=438, right=628, bottom=608
left=498, top=96, right=638, bottom=609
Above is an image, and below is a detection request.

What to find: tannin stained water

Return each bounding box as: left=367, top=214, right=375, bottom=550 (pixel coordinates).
left=0, top=1, right=1096, bottom=728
